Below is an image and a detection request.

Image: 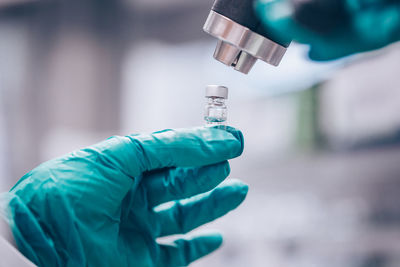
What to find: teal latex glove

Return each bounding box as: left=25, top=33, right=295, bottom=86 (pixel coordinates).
left=0, top=127, right=247, bottom=267
left=255, top=0, right=400, bottom=60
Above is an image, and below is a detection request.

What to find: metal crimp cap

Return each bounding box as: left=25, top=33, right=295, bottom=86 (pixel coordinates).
left=203, top=10, right=287, bottom=74
left=205, top=85, right=228, bottom=99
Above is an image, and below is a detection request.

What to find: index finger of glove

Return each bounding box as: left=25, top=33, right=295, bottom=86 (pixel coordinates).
left=94, top=126, right=244, bottom=178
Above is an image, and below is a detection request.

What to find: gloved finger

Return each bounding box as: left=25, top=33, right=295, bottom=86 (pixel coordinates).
left=291, top=0, right=349, bottom=34
left=255, top=0, right=312, bottom=45
left=256, top=0, right=400, bottom=61
left=308, top=5, right=400, bottom=60
left=154, top=179, right=248, bottom=237
left=157, top=232, right=223, bottom=267
left=256, top=0, right=356, bottom=60
left=352, top=5, right=400, bottom=49
left=308, top=4, right=400, bottom=60
left=90, top=126, right=244, bottom=178
left=144, top=161, right=230, bottom=207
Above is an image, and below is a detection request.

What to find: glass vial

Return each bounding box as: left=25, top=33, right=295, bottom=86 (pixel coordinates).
left=204, top=85, right=228, bottom=127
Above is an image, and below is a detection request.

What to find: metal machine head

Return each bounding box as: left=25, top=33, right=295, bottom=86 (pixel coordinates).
left=203, top=0, right=290, bottom=74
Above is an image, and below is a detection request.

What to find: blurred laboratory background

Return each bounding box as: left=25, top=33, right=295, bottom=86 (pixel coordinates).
left=1, top=0, right=400, bottom=266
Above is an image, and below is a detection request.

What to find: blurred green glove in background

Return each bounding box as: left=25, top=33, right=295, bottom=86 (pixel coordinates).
left=0, top=127, right=247, bottom=267
left=256, top=0, right=400, bottom=60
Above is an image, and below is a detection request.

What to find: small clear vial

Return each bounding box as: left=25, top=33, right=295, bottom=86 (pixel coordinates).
left=204, top=85, right=228, bottom=127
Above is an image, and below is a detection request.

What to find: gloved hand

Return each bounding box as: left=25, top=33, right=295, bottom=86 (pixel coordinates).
left=255, top=0, right=400, bottom=60
left=0, top=127, right=247, bottom=267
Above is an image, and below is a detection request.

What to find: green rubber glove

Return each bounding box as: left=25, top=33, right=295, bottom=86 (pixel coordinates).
left=255, top=0, right=400, bottom=60
left=0, top=127, right=247, bottom=267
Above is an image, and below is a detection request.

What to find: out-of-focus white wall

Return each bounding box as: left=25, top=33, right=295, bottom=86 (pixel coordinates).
left=0, top=94, right=6, bottom=192
left=320, top=45, right=400, bottom=148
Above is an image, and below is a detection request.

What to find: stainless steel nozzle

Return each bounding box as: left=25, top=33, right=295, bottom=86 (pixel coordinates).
left=203, top=10, right=287, bottom=74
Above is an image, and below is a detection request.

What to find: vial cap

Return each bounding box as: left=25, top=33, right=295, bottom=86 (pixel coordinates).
left=205, top=85, right=228, bottom=99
